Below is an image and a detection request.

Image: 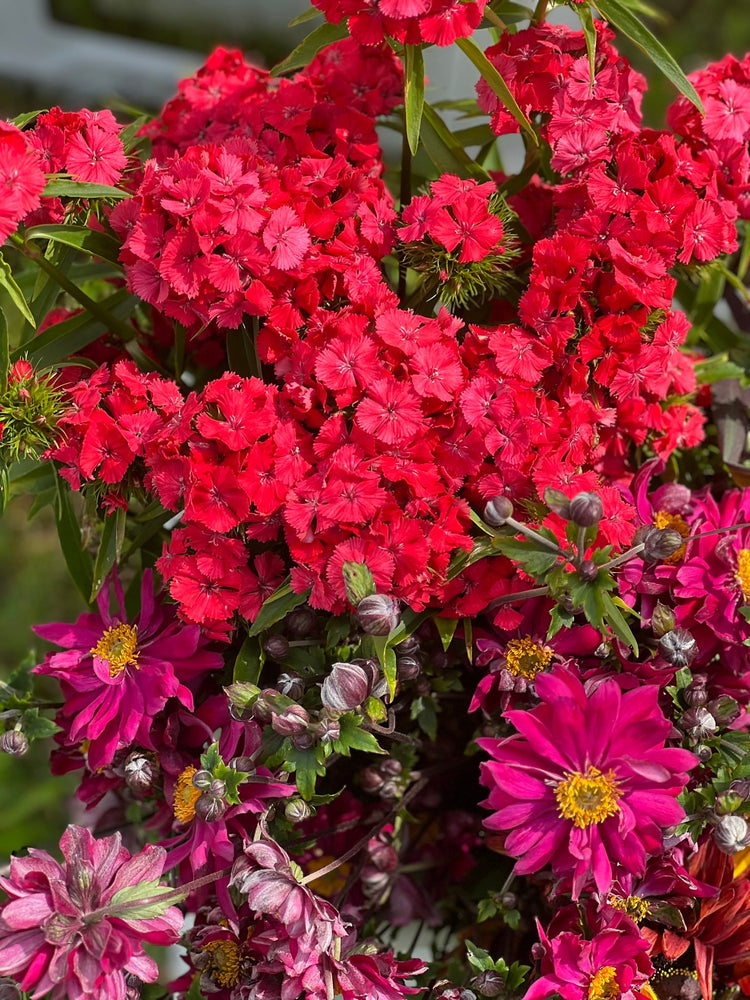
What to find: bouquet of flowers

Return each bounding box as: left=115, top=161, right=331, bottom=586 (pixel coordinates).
left=1, top=1, right=750, bottom=998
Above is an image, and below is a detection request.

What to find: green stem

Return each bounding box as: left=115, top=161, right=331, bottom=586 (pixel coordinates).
left=398, top=122, right=413, bottom=302
left=10, top=233, right=136, bottom=344
left=505, top=516, right=565, bottom=555
left=300, top=776, right=427, bottom=886
left=488, top=585, right=550, bottom=606
left=484, top=7, right=508, bottom=30
left=532, top=0, right=548, bottom=24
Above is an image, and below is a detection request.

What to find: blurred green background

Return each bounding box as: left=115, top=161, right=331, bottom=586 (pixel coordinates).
left=1, top=0, right=749, bottom=858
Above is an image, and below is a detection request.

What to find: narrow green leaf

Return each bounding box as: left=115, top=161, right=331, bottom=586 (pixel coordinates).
left=12, top=290, right=135, bottom=366
left=24, top=225, right=123, bottom=267
left=117, top=115, right=150, bottom=153
left=592, top=0, right=703, bottom=112
left=90, top=508, right=126, bottom=602
left=41, top=178, right=129, bottom=200
left=434, top=616, right=458, bottom=652
left=372, top=635, right=398, bottom=700
left=289, top=7, right=323, bottom=26
left=234, top=635, right=264, bottom=685
left=271, top=21, right=349, bottom=76
left=575, top=3, right=598, bottom=87
left=421, top=104, right=491, bottom=182
left=463, top=617, right=473, bottom=664
left=455, top=37, right=539, bottom=147
left=0, top=252, right=35, bottom=327
left=601, top=591, right=639, bottom=655
left=404, top=46, right=425, bottom=156
left=248, top=587, right=310, bottom=636
left=12, top=110, right=45, bottom=129
left=0, top=307, right=8, bottom=393
left=54, top=475, right=93, bottom=604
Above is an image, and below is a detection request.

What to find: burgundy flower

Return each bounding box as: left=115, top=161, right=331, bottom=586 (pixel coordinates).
left=0, top=825, right=182, bottom=1000
left=478, top=669, right=697, bottom=897
left=33, top=570, right=223, bottom=769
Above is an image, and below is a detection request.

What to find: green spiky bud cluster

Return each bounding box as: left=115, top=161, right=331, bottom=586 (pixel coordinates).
left=0, top=359, right=66, bottom=466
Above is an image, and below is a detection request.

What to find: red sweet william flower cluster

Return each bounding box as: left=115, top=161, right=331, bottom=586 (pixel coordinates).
left=115, top=141, right=396, bottom=331
left=143, top=41, right=402, bottom=168
left=0, top=121, right=46, bottom=245
left=668, top=52, right=750, bottom=219
left=312, top=0, right=489, bottom=47
left=28, top=106, right=127, bottom=186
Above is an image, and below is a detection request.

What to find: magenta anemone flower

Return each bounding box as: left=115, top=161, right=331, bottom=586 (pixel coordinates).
left=33, top=570, right=223, bottom=770
left=0, top=825, right=182, bottom=1000
left=525, top=910, right=652, bottom=1000
left=478, top=669, right=697, bottom=897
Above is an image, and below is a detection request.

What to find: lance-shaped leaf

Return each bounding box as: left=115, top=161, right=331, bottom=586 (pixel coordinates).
left=421, top=104, right=492, bottom=181
left=24, top=225, right=123, bottom=267
left=592, top=0, right=703, bottom=112
left=455, top=37, right=539, bottom=147
left=271, top=21, right=349, bottom=76
left=0, top=252, right=35, bottom=328
left=404, top=45, right=425, bottom=156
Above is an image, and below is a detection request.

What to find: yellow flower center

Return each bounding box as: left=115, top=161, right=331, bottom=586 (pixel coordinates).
left=653, top=511, right=690, bottom=563
left=588, top=966, right=619, bottom=1000
left=173, top=765, right=201, bottom=824
left=90, top=623, right=139, bottom=678
left=201, top=939, right=241, bottom=988
left=304, top=854, right=352, bottom=898
left=555, top=765, right=622, bottom=828
left=607, top=893, right=650, bottom=922
left=504, top=637, right=553, bottom=679
left=736, top=549, right=750, bottom=600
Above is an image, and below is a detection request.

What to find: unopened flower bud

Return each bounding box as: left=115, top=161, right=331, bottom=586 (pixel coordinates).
left=398, top=636, right=421, bottom=655
left=0, top=979, right=22, bottom=1000
left=684, top=679, right=708, bottom=707
left=264, top=635, right=290, bottom=660
left=594, top=642, right=611, bottom=660
left=695, top=744, right=713, bottom=763
left=356, top=594, right=401, bottom=636
left=501, top=891, right=518, bottom=909
left=484, top=496, right=514, bottom=527
left=291, top=731, right=315, bottom=750
left=433, top=985, right=476, bottom=1000
left=651, top=602, right=677, bottom=638
left=658, top=628, right=697, bottom=667
left=230, top=756, right=256, bottom=773
left=380, top=779, right=401, bottom=801
left=277, top=672, right=304, bottom=699
left=396, top=655, right=421, bottom=680
left=681, top=707, right=717, bottom=741
left=0, top=730, right=28, bottom=757
left=708, top=695, right=740, bottom=726
left=380, top=758, right=403, bottom=777
left=714, top=814, right=750, bottom=854
left=191, top=769, right=214, bottom=791
left=471, top=971, right=505, bottom=998
left=123, top=752, right=158, bottom=797
left=251, top=689, right=278, bottom=723
left=272, top=704, right=309, bottom=737
left=569, top=491, right=603, bottom=527
left=578, top=560, right=598, bottom=582
left=285, top=797, right=313, bottom=823
left=321, top=661, right=371, bottom=713
left=209, top=778, right=227, bottom=799
left=731, top=779, right=750, bottom=801
left=640, top=526, right=684, bottom=562
left=287, top=606, right=317, bottom=637
left=314, top=717, right=341, bottom=744
left=361, top=767, right=385, bottom=793
left=194, top=793, right=226, bottom=822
